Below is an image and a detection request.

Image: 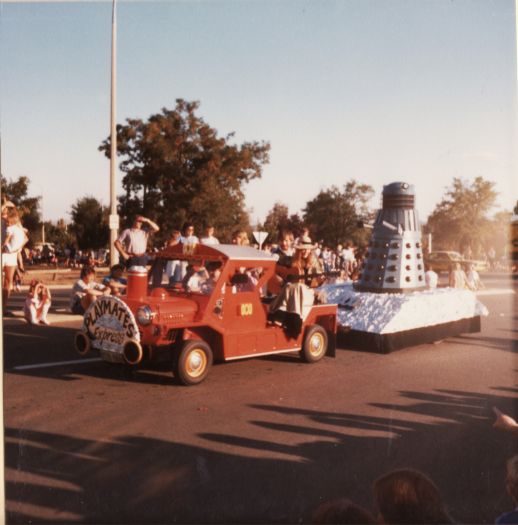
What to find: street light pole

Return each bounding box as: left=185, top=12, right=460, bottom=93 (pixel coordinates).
left=109, top=0, right=120, bottom=266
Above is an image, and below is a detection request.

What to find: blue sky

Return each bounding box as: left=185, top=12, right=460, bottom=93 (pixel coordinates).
left=1, top=0, right=516, bottom=225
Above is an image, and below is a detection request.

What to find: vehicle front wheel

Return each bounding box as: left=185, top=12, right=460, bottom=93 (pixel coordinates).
left=174, top=340, right=213, bottom=386
left=301, top=325, right=328, bottom=363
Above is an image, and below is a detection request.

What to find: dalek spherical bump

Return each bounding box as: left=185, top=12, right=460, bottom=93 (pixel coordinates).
left=355, top=181, right=426, bottom=293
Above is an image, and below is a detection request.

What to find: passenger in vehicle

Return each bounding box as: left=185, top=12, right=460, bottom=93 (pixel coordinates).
left=182, top=263, right=210, bottom=293
left=268, top=237, right=323, bottom=335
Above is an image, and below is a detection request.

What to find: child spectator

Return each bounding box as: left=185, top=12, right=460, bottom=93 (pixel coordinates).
left=448, top=262, right=468, bottom=289
left=374, top=468, right=453, bottom=524
left=102, top=264, right=127, bottom=296
left=425, top=263, right=438, bottom=289
left=466, top=263, right=484, bottom=291
left=24, top=280, right=51, bottom=325
left=496, top=455, right=518, bottom=524
left=312, top=498, right=376, bottom=524
left=70, top=266, right=110, bottom=315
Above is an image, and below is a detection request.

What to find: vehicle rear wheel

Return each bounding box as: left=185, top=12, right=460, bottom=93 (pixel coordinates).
left=301, top=325, right=328, bottom=363
left=174, top=340, right=213, bottom=385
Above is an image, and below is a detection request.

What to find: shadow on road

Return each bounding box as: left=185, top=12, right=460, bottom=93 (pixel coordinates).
left=5, top=388, right=518, bottom=524
left=449, top=334, right=517, bottom=353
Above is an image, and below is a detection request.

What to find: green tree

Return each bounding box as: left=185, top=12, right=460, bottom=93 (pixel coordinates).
left=425, top=177, right=498, bottom=253
left=303, top=180, right=374, bottom=247
left=262, top=202, right=304, bottom=242
left=1, top=175, right=41, bottom=237
left=69, top=197, right=109, bottom=250
left=100, top=99, right=270, bottom=243
left=44, top=220, right=76, bottom=251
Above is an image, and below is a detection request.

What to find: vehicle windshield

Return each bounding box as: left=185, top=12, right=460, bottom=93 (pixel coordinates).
left=150, top=256, right=265, bottom=295
left=150, top=258, right=222, bottom=294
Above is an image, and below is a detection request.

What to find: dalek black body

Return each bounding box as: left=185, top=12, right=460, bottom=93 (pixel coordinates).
left=355, top=181, right=426, bottom=293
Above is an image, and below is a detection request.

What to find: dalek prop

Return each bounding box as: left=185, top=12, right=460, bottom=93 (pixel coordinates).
left=355, top=182, right=426, bottom=293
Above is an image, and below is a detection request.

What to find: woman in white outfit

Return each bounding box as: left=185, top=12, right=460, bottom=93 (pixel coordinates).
left=2, top=207, right=28, bottom=316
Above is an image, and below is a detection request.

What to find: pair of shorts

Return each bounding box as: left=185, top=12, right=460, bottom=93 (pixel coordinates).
left=2, top=252, right=18, bottom=267
left=71, top=300, right=85, bottom=315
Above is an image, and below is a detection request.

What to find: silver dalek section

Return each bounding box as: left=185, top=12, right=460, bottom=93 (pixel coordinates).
left=355, top=181, right=427, bottom=293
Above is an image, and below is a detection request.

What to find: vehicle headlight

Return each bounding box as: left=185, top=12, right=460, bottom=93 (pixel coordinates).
left=137, top=305, right=154, bottom=326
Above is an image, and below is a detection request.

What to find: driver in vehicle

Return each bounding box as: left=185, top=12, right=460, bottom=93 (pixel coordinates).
left=182, top=262, right=210, bottom=293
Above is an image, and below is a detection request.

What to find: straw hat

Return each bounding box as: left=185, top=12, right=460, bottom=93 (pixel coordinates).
left=295, top=236, right=315, bottom=250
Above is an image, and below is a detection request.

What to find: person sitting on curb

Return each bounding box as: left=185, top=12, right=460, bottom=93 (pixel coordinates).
left=102, top=264, right=127, bottom=296
left=24, top=280, right=51, bottom=326
left=70, top=266, right=110, bottom=315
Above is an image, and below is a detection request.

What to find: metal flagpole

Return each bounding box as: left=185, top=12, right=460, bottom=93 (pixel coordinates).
left=109, top=0, right=120, bottom=266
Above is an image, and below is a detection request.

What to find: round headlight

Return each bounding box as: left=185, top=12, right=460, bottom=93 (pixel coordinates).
left=137, top=305, right=154, bottom=326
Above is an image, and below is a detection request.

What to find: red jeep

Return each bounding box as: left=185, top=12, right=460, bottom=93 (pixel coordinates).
left=74, top=243, right=337, bottom=385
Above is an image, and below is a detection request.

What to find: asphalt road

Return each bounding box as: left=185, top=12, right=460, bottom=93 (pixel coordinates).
left=2, top=275, right=517, bottom=524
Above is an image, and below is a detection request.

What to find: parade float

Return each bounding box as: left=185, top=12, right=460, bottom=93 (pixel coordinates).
left=75, top=244, right=337, bottom=385
left=318, top=181, right=488, bottom=353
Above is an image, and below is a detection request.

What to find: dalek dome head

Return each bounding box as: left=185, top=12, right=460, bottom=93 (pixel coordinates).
left=355, top=181, right=425, bottom=293
left=382, top=182, right=415, bottom=209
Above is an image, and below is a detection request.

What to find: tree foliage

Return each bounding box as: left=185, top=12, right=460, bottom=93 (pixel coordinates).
left=99, top=99, right=270, bottom=243
left=303, top=180, right=375, bottom=247
left=69, top=197, right=109, bottom=250
left=262, top=202, right=304, bottom=242
left=44, top=220, right=76, bottom=250
left=425, top=177, right=498, bottom=253
left=1, top=175, right=41, bottom=237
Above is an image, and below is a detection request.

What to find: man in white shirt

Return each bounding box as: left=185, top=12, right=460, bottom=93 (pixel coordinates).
left=115, top=215, right=159, bottom=268
left=200, top=226, right=220, bottom=245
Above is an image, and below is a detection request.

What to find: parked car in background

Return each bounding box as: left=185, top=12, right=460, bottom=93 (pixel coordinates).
left=425, top=251, right=488, bottom=273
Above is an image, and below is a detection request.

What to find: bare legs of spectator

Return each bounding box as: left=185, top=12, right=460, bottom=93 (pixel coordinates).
left=2, top=265, right=16, bottom=315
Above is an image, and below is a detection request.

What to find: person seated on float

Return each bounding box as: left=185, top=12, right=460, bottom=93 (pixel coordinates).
left=232, top=230, right=250, bottom=246
left=70, top=266, right=110, bottom=315
left=272, top=230, right=295, bottom=268
left=182, top=262, right=210, bottom=293
left=231, top=266, right=257, bottom=293
left=268, top=237, right=324, bottom=335
left=102, top=264, right=127, bottom=297
left=202, top=266, right=222, bottom=294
